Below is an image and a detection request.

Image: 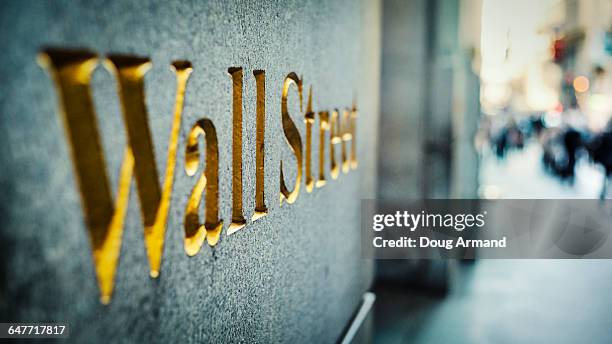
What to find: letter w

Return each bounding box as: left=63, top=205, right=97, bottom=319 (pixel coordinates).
left=38, top=49, right=192, bottom=303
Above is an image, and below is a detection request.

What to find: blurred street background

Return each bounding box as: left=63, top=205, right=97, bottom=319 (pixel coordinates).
left=374, top=0, right=612, bottom=342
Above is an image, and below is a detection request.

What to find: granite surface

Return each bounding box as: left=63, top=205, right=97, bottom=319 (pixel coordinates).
left=0, top=0, right=380, bottom=342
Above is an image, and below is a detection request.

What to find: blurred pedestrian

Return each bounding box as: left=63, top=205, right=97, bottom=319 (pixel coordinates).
left=588, top=120, right=612, bottom=199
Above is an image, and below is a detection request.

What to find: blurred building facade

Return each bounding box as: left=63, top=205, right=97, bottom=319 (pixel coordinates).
left=378, top=0, right=482, bottom=201
left=376, top=0, right=482, bottom=288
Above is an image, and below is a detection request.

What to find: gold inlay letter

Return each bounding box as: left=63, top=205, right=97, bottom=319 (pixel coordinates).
left=350, top=104, right=358, bottom=169
left=341, top=109, right=352, bottom=174
left=329, top=109, right=343, bottom=179
left=228, top=67, right=247, bottom=234
left=184, top=118, right=223, bottom=255
left=315, top=111, right=330, bottom=188
left=252, top=70, right=268, bottom=220
left=279, top=73, right=303, bottom=205
left=39, top=49, right=192, bottom=303
left=304, top=86, right=315, bottom=192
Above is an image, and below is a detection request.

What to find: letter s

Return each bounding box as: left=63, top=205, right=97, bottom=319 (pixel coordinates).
left=279, top=73, right=303, bottom=205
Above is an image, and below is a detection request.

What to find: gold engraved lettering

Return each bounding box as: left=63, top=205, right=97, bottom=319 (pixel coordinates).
left=329, top=109, right=343, bottom=179
left=227, top=67, right=247, bottom=234
left=315, top=111, right=329, bottom=188
left=279, top=73, right=303, bottom=205
left=184, top=118, right=223, bottom=255
left=350, top=103, right=358, bottom=169
left=304, top=86, right=315, bottom=192
left=41, top=47, right=359, bottom=303
left=341, top=108, right=352, bottom=174
left=39, top=49, right=192, bottom=303
left=252, top=70, right=268, bottom=221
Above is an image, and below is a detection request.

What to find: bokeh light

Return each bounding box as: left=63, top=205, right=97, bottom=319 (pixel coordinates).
left=573, top=76, right=590, bottom=93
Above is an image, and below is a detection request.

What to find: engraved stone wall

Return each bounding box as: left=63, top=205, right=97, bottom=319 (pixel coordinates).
left=0, top=0, right=381, bottom=342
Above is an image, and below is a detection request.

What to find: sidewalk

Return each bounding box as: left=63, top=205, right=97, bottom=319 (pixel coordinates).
left=479, top=143, right=605, bottom=199
left=374, top=143, right=612, bottom=344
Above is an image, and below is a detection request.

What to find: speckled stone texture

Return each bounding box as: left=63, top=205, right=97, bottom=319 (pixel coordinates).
left=0, top=0, right=380, bottom=342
